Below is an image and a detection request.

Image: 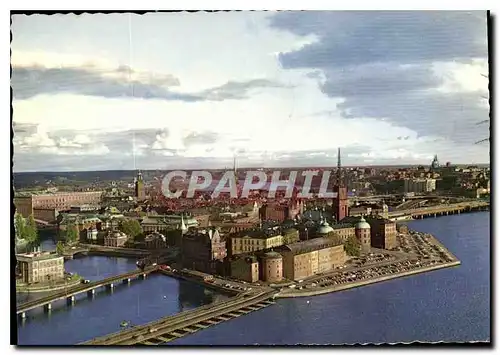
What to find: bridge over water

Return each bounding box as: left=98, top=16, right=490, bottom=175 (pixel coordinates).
left=17, top=266, right=158, bottom=318
left=388, top=201, right=489, bottom=219
left=80, top=289, right=277, bottom=345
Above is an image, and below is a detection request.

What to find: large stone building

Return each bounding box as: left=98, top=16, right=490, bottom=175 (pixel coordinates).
left=341, top=216, right=397, bottom=250
left=14, top=191, right=104, bottom=218
left=227, top=229, right=285, bottom=256
left=16, top=251, right=65, bottom=284
left=140, top=214, right=199, bottom=234
left=228, top=254, right=260, bottom=283
left=277, top=237, right=346, bottom=281
left=104, top=231, right=128, bottom=247
left=181, top=228, right=227, bottom=274
left=135, top=171, right=146, bottom=201
left=404, top=178, right=437, bottom=194
left=144, top=232, right=167, bottom=249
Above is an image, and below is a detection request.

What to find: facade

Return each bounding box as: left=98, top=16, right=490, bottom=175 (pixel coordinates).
left=33, top=208, right=58, bottom=223
left=14, top=191, right=104, bottom=217
left=404, top=179, right=437, bottom=194
left=278, top=237, right=346, bottom=281
left=330, top=223, right=356, bottom=242
left=104, top=231, right=128, bottom=247
left=144, top=232, right=167, bottom=249
left=228, top=254, right=259, bottom=283
left=135, top=172, right=146, bottom=201
left=181, top=228, right=227, bottom=274
left=16, top=252, right=65, bottom=284
left=341, top=216, right=397, bottom=250
left=355, top=217, right=371, bottom=253
left=367, top=217, right=397, bottom=250
left=228, top=230, right=284, bottom=256
left=260, top=251, right=283, bottom=283
left=333, top=185, right=349, bottom=222
left=141, top=214, right=199, bottom=234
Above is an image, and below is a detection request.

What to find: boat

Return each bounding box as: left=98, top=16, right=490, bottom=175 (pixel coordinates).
left=120, top=321, right=129, bottom=327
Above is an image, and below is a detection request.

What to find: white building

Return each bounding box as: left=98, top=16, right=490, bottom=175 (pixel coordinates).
left=404, top=179, right=436, bottom=193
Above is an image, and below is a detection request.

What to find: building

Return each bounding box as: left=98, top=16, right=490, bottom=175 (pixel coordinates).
left=277, top=237, right=346, bottom=281
left=181, top=228, right=227, bottom=274
left=104, top=231, right=128, bottom=247
left=228, top=254, right=260, bottom=283
left=341, top=216, right=397, bottom=250
left=144, top=232, right=167, bottom=249
left=135, top=171, right=146, bottom=201
left=16, top=252, right=65, bottom=284
left=404, top=179, right=437, bottom=194
left=14, top=191, right=104, bottom=218
left=355, top=217, right=371, bottom=253
left=259, top=251, right=283, bottom=283
left=228, top=229, right=284, bottom=256
left=141, top=214, right=199, bottom=234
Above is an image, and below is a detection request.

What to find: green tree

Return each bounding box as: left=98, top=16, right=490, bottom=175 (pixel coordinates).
left=344, top=235, right=361, bottom=257
left=25, top=215, right=39, bottom=251
left=64, top=224, right=80, bottom=244
left=56, top=241, right=65, bottom=255
left=119, top=219, right=143, bottom=240
left=14, top=213, right=26, bottom=241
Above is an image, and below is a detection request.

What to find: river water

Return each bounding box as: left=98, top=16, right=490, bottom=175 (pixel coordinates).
left=17, top=212, right=490, bottom=345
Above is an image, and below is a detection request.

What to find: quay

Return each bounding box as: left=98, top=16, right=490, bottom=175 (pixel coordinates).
left=16, top=266, right=158, bottom=318
left=80, top=290, right=277, bottom=345
left=276, top=260, right=461, bottom=298
left=388, top=201, right=489, bottom=220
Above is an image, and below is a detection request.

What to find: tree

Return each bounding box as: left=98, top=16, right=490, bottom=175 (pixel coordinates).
left=64, top=224, right=80, bottom=244
left=119, top=219, right=142, bottom=240
left=56, top=241, right=65, bottom=255
left=25, top=215, right=39, bottom=251
left=344, top=235, right=361, bottom=257
left=14, top=213, right=25, bottom=241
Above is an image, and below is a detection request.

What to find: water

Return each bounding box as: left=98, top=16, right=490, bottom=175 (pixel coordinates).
left=17, top=212, right=490, bottom=345
left=17, top=240, right=227, bottom=345
left=167, top=212, right=490, bottom=345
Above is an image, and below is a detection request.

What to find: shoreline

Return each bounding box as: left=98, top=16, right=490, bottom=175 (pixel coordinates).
left=276, top=261, right=461, bottom=298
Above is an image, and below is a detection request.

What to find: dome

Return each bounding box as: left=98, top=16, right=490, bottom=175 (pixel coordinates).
left=317, top=220, right=334, bottom=234
left=355, top=216, right=371, bottom=230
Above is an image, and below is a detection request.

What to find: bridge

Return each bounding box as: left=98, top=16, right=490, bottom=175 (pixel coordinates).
left=80, top=289, right=277, bottom=345
left=17, top=266, right=158, bottom=318
left=388, top=201, right=489, bottom=219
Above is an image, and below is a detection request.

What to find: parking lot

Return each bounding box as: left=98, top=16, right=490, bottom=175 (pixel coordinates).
left=280, top=232, right=457, bottom=293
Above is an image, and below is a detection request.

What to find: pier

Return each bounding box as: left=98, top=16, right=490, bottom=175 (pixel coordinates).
left=80, top=290, right=277, bottom=345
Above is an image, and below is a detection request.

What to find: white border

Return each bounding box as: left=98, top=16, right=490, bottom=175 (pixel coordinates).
left=3, top=2, right=497, bottom=354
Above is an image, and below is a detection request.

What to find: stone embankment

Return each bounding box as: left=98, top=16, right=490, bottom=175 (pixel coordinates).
left=277, top=261, right=460, bottom=298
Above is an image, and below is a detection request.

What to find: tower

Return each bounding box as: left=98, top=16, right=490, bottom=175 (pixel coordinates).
left=333, top=147, right=348, bottom=222
left=135, top=171, right=146, bottom=201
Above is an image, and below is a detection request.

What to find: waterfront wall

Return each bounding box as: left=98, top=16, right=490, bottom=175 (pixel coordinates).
left=276, top=261, right=461, bottom=299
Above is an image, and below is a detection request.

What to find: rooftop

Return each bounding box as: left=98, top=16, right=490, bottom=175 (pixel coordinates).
left=16, top=251, right=63, bottom=262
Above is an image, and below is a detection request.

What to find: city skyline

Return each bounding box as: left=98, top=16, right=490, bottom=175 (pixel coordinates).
left=11, top=11, right=490, bottom=172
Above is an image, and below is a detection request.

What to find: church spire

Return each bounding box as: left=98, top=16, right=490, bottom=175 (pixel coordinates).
left=337, top=147, right=344, bottom=187
left=180, top=214, right=188, bottom=233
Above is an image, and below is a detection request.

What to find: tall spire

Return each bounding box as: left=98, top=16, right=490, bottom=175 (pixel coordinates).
left=337, top=147, right=343, bottom=186
left=180, top=214, right=188, bottom=233
left=233, top=155, right=237, bottom=175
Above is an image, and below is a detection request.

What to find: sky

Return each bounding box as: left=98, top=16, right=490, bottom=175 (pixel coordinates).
left=11, top=11, right=490, bottom=172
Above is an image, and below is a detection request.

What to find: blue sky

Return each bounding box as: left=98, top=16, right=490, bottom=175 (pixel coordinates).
left=11, top=11, right=489, bottom=172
